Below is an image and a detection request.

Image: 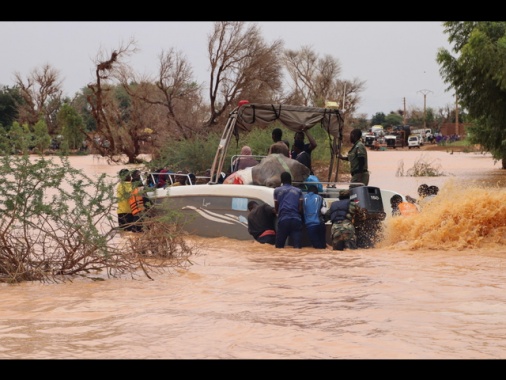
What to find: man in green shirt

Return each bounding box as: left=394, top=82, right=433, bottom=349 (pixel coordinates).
left=339, top=128, right=369, bottom=188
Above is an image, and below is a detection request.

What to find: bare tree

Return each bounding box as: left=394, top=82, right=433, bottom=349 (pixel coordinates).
left=119, top=48, right=206, bottom=142
left=282, top=46, right=342, bottom=107
left=86, top=39, right=157, bottom=164
left=206, top=21, right=284, bottom=128
left=435, top=105, right=454, bottom=123
left=333, top=78, right=366, bottom=118
left=14, top=64, right=63, bottom=134
left=282, top=45, right=365, bottom=116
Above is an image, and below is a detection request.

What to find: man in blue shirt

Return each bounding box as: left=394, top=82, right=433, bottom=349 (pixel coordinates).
left=274, top=172, right=303, bottom=248
left=302, top=185, right=327, bottom=249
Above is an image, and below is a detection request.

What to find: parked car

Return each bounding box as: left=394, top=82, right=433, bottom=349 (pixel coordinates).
left=408, top=135, right=421, bottom=149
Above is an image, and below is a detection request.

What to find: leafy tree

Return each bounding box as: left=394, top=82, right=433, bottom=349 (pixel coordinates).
left=384, top=112, right=403, bottom=128
left=437, top=21, right=506, bottom=168
left=371, top=112, right=386, bottom=126
left=72, top=87, right=97, bottom=133
left=5, top=22, right=374, bottom=166
left=57, top=103, right=86, bottom=151
left=32, top=118, right=51, bottom=153
left=0, top=85, right=22, bottom=129
left=6, top=121, right=32, bottom=154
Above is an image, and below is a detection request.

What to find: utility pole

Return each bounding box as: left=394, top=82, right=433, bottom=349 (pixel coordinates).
left=417, top=89, right=433, bottom=129
left=334, top=83, right=347, bottom=181
left=403, top=97, right=407, bottom=125
left=455, top=93, right=459, bottom=135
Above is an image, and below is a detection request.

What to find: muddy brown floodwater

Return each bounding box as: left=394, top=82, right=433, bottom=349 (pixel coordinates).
left=1, top=150, right=506, bottom=359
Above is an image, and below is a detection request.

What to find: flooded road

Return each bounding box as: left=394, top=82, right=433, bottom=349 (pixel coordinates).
left=1, top=150, right=505, bottom=359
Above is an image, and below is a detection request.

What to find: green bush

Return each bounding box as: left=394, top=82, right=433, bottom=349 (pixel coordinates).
left=149, top=125, right=334, bottom=175
left=150, top=132, right=221, bottom=174
left=0, top=150, right=199, bottom=283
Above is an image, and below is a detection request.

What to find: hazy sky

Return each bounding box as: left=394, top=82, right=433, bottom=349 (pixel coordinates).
left=0, top=21, right=456, bottom=118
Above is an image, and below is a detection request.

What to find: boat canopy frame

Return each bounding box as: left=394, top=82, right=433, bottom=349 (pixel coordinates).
left=209, top=102, right=345, bottom=184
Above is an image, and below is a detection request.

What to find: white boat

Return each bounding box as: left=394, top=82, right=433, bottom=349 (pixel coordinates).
left=146, top=102, right=403, bottom=247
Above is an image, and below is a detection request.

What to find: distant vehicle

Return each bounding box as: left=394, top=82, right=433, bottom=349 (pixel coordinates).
left=370, top=126, right=385, bottom=142
left=411, top=128, right=432, bottom=142
left=363, top=132, right=376, bottom=147
left=408, top=135, right=421, bottom=149
left=384, top=134, right=403, bottom=149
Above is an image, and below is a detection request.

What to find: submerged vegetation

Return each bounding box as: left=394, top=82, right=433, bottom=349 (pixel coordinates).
left=0, top=136, right=200, bottom=284
left=396, top=154, right=449, bottom=177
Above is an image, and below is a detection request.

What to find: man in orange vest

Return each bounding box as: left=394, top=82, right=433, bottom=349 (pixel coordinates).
left=390, top=194, right=419, bottom=217
left=128, top=170, right=153, bottom=232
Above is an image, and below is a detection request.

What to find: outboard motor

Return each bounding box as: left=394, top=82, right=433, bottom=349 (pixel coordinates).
left=350, top=186, right=386, bottom=248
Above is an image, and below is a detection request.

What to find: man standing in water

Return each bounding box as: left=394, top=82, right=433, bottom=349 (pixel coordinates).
left=324, top=189, right=358, bottom=250
left=339, top=128, right=369, bottom=188
left=116, top=168, right=133, bottom=231
left=274, top=172, right=304, bottom=249
left=247, top=201, right=277, bottom=245
left=302, top=185, right=327, bottom=249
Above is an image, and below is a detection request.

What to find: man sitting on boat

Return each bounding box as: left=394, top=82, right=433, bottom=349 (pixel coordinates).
left=231, top=145, right=259, bottom=172
left=170, top=171, right=196, bottom=186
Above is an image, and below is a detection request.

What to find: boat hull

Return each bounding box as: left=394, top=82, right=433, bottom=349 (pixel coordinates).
left=147, top=184, right=275, bottom=241
left=147, top=184, right=401, bottom=247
